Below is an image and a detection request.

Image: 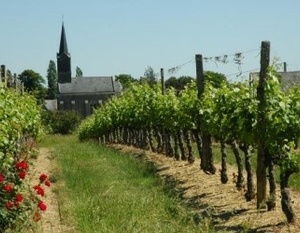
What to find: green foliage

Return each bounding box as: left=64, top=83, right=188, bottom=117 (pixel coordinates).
left=45, top=110, right=82, bottom=135
left=0, top=88, right=44, bottom=231
left=140, top=66, right=157, bottom=87
left=77, top=68, right=300, bottom=176
left=204, top=71, right=227, bottom=88
left=18, top=69, right=47, bottom=104
left=18, top=70, right=45, bottom=92
left=75, top=66, right=83, bottom=77
left=46, top=60, right=58, bottom=99
left=280, top=149, right=300, bottom=174
left=115, top=74, right=136, bottom=89
left=165, top=76, right=194, bottom=91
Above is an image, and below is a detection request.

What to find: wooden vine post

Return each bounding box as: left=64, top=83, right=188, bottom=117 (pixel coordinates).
left=256, top=41, right=270, bottom=209
left=195, top=54, right=216, bottom=174
left=160, top=68, right=165, bottom=95
left=160, top=68, right=168, bottom=154
left=1, top=65, right=6, bottom=88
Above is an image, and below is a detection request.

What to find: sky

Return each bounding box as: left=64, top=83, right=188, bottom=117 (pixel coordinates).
left=1, top=1, right=300, bottom=82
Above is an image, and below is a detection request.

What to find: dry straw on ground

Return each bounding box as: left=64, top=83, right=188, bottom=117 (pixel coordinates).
left=35, top=145, right=300, bottom=232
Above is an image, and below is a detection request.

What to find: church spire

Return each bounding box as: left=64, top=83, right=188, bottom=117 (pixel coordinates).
left=57, top=22, right=71, bottom=83
left=59, top=23, right=69, bottom=55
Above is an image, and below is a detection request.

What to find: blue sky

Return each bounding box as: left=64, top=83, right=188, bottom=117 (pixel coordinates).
left=1, top=1, right=300, bottom=82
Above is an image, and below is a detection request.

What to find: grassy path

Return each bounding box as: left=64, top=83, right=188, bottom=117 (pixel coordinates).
left=40, top=135, right=202, bottom=233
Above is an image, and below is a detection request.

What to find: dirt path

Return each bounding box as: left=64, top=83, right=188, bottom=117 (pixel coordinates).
left=35, top=145, right=300, bottom=232
left=31, top=148, right=72, bottom=233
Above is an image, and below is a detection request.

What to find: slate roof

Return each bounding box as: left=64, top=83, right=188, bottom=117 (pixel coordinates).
left=59, top=76, right=122, bottom=94
left=250, top=71, right=300, bottom=90
left=277, top=71, right=300, bottom=90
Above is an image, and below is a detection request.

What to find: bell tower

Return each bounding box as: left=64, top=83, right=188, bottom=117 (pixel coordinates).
left=57, top=23, right=71, bottom=83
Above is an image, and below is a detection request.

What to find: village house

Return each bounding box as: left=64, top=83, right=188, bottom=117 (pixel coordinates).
left=250, top=63, right=300, bottom=90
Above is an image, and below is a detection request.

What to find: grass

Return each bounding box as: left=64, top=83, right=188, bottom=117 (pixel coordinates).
left=39, top=135, right=212, bottom=233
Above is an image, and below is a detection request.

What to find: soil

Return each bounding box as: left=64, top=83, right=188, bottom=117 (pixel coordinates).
left=34, top=145, right=300, bottom=233
left=30, top=148, right=73, bottom=233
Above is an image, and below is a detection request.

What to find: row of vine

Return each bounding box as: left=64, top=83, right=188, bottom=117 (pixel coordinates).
left=77, top=68, right=300, bottom=223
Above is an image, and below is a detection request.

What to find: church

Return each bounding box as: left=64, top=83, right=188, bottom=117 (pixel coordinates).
left=56, top=23, right=122, bottom=117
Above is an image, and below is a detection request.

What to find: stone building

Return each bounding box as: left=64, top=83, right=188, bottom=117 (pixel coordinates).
left=56, top=23, right=121, bottom=117
left=250, top=70, right=300, bottom=90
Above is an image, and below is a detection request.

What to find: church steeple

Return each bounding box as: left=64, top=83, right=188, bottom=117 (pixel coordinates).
left=59, top=23, right=69, bottom=55
left=57, top=22, right=71, bottom=83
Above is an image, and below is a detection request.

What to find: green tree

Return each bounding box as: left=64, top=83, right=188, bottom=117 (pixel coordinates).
left=76, top=66, right=83, bottom=77
left=47, top=60, right=58, bottom=99
left=165, top=76, right=194, bottom=90
left=18, top=69, right=47, bottom=104
left=140, top=66, right=157, bottom=87
left=165, top=76, right=177, bottom=89
left=204, top=71, right=227, bottom=88
left=115, top=74, right=136, bottom=89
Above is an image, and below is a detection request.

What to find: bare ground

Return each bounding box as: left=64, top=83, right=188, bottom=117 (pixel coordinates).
left=34, top=145, right=300, bottom=233
left=30, top=148, right=73, bottom=233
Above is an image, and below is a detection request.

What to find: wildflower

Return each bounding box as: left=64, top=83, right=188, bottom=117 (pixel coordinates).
left=5, top=201, right=14, bottom=209
left=34, top=185, right=45, bottom=197
left=45, top=180, right=51, bottom=187
left=15, top=194, right=23, bottom=203
left=16, top=160, right=29, bottom=170
left=4, top=184, right=13, bottom=192
left=0, top=173, right=4, bottom=183
left=19, top=170, right=26, bottom=179
left=39, top=174, right=48, bottom=182
left=38, top=201, right=47, bottom=211
left=14, top=201, right=20, bottom=207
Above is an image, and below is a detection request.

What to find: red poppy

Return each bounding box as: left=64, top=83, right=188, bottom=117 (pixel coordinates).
left=39, top=174, right=48, bottom=182
left=4, top=184, right=13, bottom=192
left=5, top=201, right=14, bottom=209
left=15, top=194, right=24, bottom=202
left=38, top=201, right=47, bottom=211
left=34, top=185, right=45, bottom=197
left=0, top=173, right=4, bottom=183
left=16, top=160, right=29, bottom=170
left=45, top=180, right=51, bottom=187
left=19, top=170, right=26, bottom=179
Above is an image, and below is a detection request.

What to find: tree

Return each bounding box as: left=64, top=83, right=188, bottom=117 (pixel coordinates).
left=115, top=74, right=136, bottom=89
left=140, top=66, right=157, bottom=87
left=165, top=76, right=177, bottom=89
left=204, top=71, right=227, bottom=88
left=18, top=69, right=47, bottom=104
left=47, top=60, right=58, bottom=99
left=165, top=76, right=194, bottom=90
left=76, top=66, right=83, bottom=77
